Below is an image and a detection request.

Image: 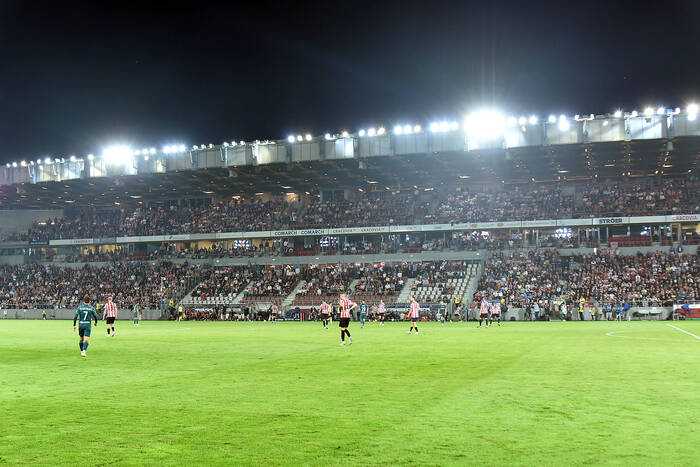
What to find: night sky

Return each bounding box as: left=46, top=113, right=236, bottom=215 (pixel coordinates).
left=0, top=0, right=698, bottom=163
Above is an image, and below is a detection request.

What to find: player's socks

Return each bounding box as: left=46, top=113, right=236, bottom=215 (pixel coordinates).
left=79, top=341, right=83, bottom=351
left=107, top=328, right=110, bottom=335
left=345, top=330, right=351, bottom=338
left=415, top=327, right=418, bottom=333
left=341, top=330, right=345, bottom=342
left=83, top=341, right=89, bottom=351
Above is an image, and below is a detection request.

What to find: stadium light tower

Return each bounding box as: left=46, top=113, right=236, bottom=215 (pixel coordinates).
left=548, top=115, right=557, bottom=123
left=394, top=125, right=403, bottom=135
left=464, top=110, right=505, bottom=141
left=688, top=103, right=698, bottom=121
left=614, top=110, right=622, bottom=118
left=102, top=145, right=133, bottom=165
left=287, top=135, right=295, bottom=143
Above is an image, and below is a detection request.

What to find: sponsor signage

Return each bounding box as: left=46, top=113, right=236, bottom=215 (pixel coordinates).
left=597, top=217, right=625, bottom=225
left=669, top=214, right=698, bottom=222
left=50, top=238, right=94, bottom=246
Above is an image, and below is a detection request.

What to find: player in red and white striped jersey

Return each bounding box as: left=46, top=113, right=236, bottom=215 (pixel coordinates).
left=338, top=293, right=357, bottom=345
left=320, top=301, right=330, bottom=329
left=407, top=297, right=421, bottom=334
left=103, top=296, right=118, bottom=337
left=377, top=300, right=386, bottom=326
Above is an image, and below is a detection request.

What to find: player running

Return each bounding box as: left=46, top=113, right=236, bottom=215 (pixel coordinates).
left=359, top=301, right=369, bottom=328
left=338, top=293, right=357, bottom=346
left=133, top=303, right=140, bottom=327
left=438, top=301, right=447, bottom=326
left=73, top=296, right=99, bottom=357
left=489, top=300, right=502, bottom=326
left=478, top=298, right=490, bottom=328
left=377, top=300, right=386, bottom=326
left=103, top=295, right=118, bottom=337
left=407, top=296, right=420, bottom=335
left=320, top=300, right=330, bottom=329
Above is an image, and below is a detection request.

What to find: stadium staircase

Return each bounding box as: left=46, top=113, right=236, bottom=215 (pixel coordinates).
left=348, top=278, right=361, bottom=293
left=396, top=278, right=416, bottom=304
left=231, top=280, right=255, bottom=305
left=281, top=280, right=307, bottom=309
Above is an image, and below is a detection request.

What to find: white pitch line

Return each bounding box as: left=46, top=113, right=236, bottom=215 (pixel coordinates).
left=605, top=331, right=690, bottom=342
left=666, top=324, right=700, bottom=340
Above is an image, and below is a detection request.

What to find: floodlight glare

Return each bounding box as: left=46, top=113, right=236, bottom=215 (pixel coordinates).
left=69, top=155, right=76, bottom=162
left=305, top=134, right=312, bottom=141
left=287, top=135, right=295, bottom=143
left=403, top=124, right=412, bottom=134
left=5, top=163, right=9, bottom=168
left=223, top=142, right=229, bottom=147
left=690, top=113, right=698, bottom=122
left=558, top=119, right=570, bottom=131
left=324, top=133, right=332, bottom=140
left=368, top=128, right=376, bottom=137
left=341, top=131, right=349, bottom=138
left=377, top=127, right=386, bottom=135
left=429, top=122, right=440, bottom=133
left=614, top=110, right=622, bottom=118
left=358, top=129, right=366, bottom=137
left=439, top=121, right=449, bottom=132
left=507, top=116, right=517, bottom=127
left=656, top=106, right=665, bottom=115
left=44, top=157, right=52, bottom=164
left=296, top=135, right=303, bottom=142
left=644, top=107, right=654, bottom=116
left=463, top=110, right=505, bottom=141
left=518, top=116, right=527, bottom=126
left=163, top=146, right=171, bottom=154
left=631, top=110, right=638, bottom=117
left=20, top=160, right=26, bottom=167
left=178, top=145, right=186, bottom=152
left=102, top=145, right=134, bottom=165
left=548, top=115, right=557, bottom=123
left=449, top=121, right=459, bottom=131
left=688, top=103, right=698, bottom=114
left=528, top=116, right=538, bottom=125
left=12, top=162, right=17, bottom=167
left=413, top=125, right=421, bottom=133
left=394, top=125, right=403, bottom=135
left=87, top=154, right=94, bottom=161
left=36, top=159, right=42, bottom=164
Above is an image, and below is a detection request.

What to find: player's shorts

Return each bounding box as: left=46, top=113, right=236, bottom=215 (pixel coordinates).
left=78, top=325, right=91, bottom=337
left=379, top=314, right=385, bottom=320
left=491, top=313, right=500, bottom=317
left=409, top=315, right=419, bottom=320
left=106, top=316, right=116, bottom=325
left=480, top=312, right=489, bottom=316
left=339, top=317, right=350, bottom=328
left=360, top=313, right=367, bottom=320
left=321, top=312, right=329, bottom=318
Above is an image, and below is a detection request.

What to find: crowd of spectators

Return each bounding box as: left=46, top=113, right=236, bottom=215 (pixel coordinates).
left=4, top=177, right=699, bottom=243
left=190, top=266, right=254, bottom=300
left=475, top=249, right=699, bottom=309
left=0, top=261, right=203, bottom=309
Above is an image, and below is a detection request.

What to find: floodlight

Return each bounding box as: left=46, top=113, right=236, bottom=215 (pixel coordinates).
left=377, top=127, right=386, bottom=135
left=690, top=113, right=698, bottom=122
left=630, top=110, right=638, bottom=117
left=69, top=155, right=76, bottom=162
left=463, top=110, right=505, bottom=141
left=87, top=154, right=94, bottom=161
left=12, top=162, right=17, bottom=167
left=358, top=129, right=366, bottom=137
left=548, top=115, right=556, bottom=123
left=341, top=131, right=349, bottom=138
left=394, top=125, right=403, bottom=135
left=324, top=133, right=332, bottom=140
left=287, top=135, right=295, bottom=143
left=368, top=128, right=376, bottom=136
left=207, top=144, right=213, bottom=149
left=163, top=146, right=171, bottom=154
left=178, top=144, right=186, bottom=152
left=429, top=122, right=439, bottom=132
left=507, top=116, right=517, bottom=127
left=558, top=118, right=570, bottom=131
left=528, top=116, right=538, bottom=125
left=296, top=135, right=303, bottom=142
left=688, top=103, right=698, bottom=114
left=102, top=145, right=133, bottom=165
left=644, top=107, right=653, bottom=116
left=656, top=107, right=664, bottom=115
left=305, top=134, right=312, bottom=141
left=20, top=160, right=26, bottom=166
left=403, top=124, right=412, bottom=134
left=231, top=142, right=237, bottom=146
left=5, top=163, right=9, bottom=168
left=36, top=159, right=41, bottom=164
left=223, top=142, right=229, bottom=147
left=439, top=121, right=449, bottom=132
left=614, top=110, right=622, bottom=118
left=44, top=157, right=52, bottom=164
left=413, top=125, right=421, bottom=133
left=518, top=116, right=527, bottom=126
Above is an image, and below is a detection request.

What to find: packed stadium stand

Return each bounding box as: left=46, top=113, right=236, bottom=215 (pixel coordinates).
left=1, top=106, right=699, bottom=319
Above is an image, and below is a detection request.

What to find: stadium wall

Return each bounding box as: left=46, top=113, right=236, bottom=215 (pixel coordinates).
left=0, top=209, right=63, bottom=233
left=0, top=308, right=163, bottom=320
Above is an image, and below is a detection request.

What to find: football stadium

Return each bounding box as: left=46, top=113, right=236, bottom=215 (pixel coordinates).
left=1, top=105, right=699, bottom=465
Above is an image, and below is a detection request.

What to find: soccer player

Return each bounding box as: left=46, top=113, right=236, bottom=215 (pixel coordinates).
left=407, top=296, right=420, bottom=335
left=377, top=300, right=386, bottom=326
left=338, top=293, right=357, bottom=345
left=438, top=301, right=447, bottom=326
left=320, top=300, right=330, bottom=329
left=489, top=300, right=502, bottom=326
left=103, top=295, right=118, bottom=337
left=359, top=301, right=369, bottom=328
left=478, top=298, right=490, bottom=328
left=270, top=304, right=278, bottom=322
left=133, top=303, right=140, bottom=327
left=73, top=296, right=98, bottom=357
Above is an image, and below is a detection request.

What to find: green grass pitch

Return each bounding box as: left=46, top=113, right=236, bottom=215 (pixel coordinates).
left=1, top=319, right=699, bottom=466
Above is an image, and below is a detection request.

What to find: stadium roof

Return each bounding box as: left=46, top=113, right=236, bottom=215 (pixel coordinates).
left=1, top=136, right=698, bottom=210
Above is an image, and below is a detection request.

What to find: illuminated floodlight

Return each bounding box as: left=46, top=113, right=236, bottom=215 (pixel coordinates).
left=296, top=135, right=303, bottom=142
left=223, top=142, right=229, bottom=147
left=207, top=144, right=213, bottom=149
left=656, top=106, right=665, bottom=115
left=358, top=129, right=366, bottom=137
left=287, top=135, right=295, bottom=143
left=548, top=115, right=556, bottom=123
left=102, top=145, right=133, bottom=165
left=528, top=115, right=538, bottom=125
left=507, top=116, right=517, bottom=127
left=144, top=155, right=149, bottom=161
left=614, top=110, right=622, bottom=118
left=55, top=158, right=60, bottom=163
left=377, top=127, right=386, bottom=135
left=87, top=154, right=94, bottom=161
left=644, top=107, right=654, bottom=116
left=688, top=103, right=698, bottom=114
left=305, top=134, right=312, bottom=141
left=394, top=125, right=403, bottom=135
left=429, top=122, right=440, bottom=133
left=449, top=121, right=459, bottom=131
left=558, top=118, right=570, bottom=131
left=239, top=141, right=245, bottom=146
left=630, top=110, right=638, bottom=117
left=5, top=163, right=9, bottom=168
left=178, top=144, right=186, bottom=152
left=403, top=124, right=413, bottom=134
left=69, top=155, right=76, bottom=162
left=518, top=116, right=527, bottom=126
left=44, top=157, right=52, bottom=164
left=140, top=148, right=148, bottom=154
left=324, top=133, right=332, bottom=140
left=341, top=131, right=349, bottom=138
left=20, top=160, right=26, bottom=167
left=463, top=110, right=505, bottom=141
left=439, top=121, right=449, bottom=132
left=36, top=159, right=41, bottom=164
left=12, top=162, right=17, bottom=167
left=559, top=114, right=566, bottom=121
left=413, top=124, right=421, bottom=133
left=163, top=146, right=172, bottom=154
left=368, top=128, right=376, bottom=136
left=231, top=142, right=237, bottom=147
